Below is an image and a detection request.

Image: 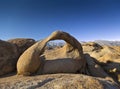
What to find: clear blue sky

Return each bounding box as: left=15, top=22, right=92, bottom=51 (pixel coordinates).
left=0, top=0, right=120, bottom=41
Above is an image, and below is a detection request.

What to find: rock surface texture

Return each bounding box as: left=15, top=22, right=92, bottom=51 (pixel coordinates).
left=0, top=38, right=35, bottom=76
left=8, top=38, right=36, bottom=55
left=82, top=42, right=120, bottom=85
left=0, top=74, right=120, bottom=89
left=0, top=40, right=19, bottom=75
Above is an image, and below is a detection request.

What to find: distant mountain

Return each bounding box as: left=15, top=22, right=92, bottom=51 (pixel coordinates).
left=94, top=40, right=120, bottom=46
left=46, top=40, right=120, bottom=47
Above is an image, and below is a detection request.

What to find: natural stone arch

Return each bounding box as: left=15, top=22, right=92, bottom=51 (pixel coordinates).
left=17, top=31, right=86, bottom=75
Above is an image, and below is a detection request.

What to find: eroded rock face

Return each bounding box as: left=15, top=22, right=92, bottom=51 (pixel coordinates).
left=17, top=31, right=86, bottom=75
left=8, top=38, right=36, bottom=55
left=82, top=42, right=120, bottom=84
left=83, top=44, right=120, bottom=63
left=0, top=40, right=19, bottom=75
left=0, top=74, right=119, bottom=89
left=84, top=54, right=111, bottom=78
left=82, top=42, right=103, bottom=52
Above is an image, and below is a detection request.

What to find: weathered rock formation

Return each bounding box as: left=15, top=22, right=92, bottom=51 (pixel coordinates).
left=1, top=31, right=120, bottom=88
left=8, top=38, right=36, bottom=55
left=0, top=38, right=36, bottom=76
left=84, top=54, right=111, bottom=78
left=82, top=42, right=103, bottom=53
left=82, top=42, right=120, bottom=84
left=0, top=40, right=19, bottom=76
left=17, top=31, right=86, bottom=75
left=0, top=74, right=119, bottom=89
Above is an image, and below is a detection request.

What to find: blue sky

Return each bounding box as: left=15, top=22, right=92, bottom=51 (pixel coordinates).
left=0, top=0, right=120, bottom=41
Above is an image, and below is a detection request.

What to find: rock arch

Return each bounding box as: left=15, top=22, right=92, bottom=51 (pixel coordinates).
left=17, top=31, right=86, bottom=75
